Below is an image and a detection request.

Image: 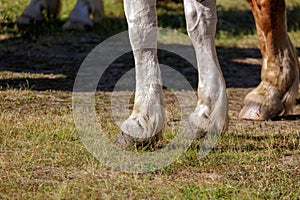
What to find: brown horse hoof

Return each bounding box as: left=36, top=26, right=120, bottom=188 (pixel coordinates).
left=239, top=95, right=285, bottom=121
left=239, top=82, right=287, bottom=121
left=239, top=102, right=275, bottom=120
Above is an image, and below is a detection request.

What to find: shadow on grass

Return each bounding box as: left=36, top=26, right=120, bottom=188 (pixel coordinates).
left=0, top=5, right=300, bottom=92
left=1, top=31, right=300, bottom=92
left=272, top=114, right=300, bottom=121
left=0, top=37, right=265, bottom=92
left=1, top=4, right=300, bottom=38
left=157, top=5, right=300, bottom=36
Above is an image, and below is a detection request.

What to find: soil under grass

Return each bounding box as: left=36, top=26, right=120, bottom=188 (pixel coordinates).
left=0, top=0, right=300, bottom=199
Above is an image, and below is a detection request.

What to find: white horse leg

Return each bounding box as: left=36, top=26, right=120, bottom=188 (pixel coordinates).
left=63, top=0, right=104, bottom=30
left=114, top=0, right=165, bottom=149
left=184, top=0, right=228, bottom=136
left=16, top=0, right=61, bottom=25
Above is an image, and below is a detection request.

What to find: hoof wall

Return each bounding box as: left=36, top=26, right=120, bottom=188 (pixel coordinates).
left=114, top=131, right=162, bottom=150
left=239, top=102, right=282, bottom=120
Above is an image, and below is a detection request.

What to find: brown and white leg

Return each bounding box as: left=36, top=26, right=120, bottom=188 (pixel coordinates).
left=16, top=0, right=61, bottom=25
left=184, top=0, right=228, bottom=136
left=240, top=0, right=299, bottom=120
left=63, top=0, right=104, bottom=30
left=114, top=0, right=165, bottom=149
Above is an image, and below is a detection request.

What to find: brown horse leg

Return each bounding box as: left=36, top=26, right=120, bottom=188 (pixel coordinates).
left=240, top=0, right=299, bottom=120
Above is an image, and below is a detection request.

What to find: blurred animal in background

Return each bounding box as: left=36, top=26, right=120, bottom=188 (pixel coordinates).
left=16, top=0, right=184, bottom=30
left=16, top=0, right=104, bottom=30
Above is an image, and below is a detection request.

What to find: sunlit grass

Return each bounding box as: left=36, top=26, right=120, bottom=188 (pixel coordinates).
left=0, top=89, right=299, bottom=199
left=0, top=0, right=300, bottom=199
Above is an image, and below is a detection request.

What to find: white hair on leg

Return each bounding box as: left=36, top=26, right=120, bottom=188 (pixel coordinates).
left=114, top=0, right=165, bottom=149
left=184, top=0, right=228, bottom=137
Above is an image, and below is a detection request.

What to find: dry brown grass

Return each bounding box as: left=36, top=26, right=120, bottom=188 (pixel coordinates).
left=1, top=0, right=300, bottom=198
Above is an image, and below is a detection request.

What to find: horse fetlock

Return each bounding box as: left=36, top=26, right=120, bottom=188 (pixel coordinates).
left=115, top=104, right=165, bottom=150
left=188, top=104, right=210, bottom=139
left=114, top=86, right=165, bottom=150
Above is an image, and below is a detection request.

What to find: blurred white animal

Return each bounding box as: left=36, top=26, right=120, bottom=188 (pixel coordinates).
left=16, top=0, right=104, bottom=30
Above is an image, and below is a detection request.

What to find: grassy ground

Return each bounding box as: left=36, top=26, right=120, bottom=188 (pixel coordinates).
left=1, top=89, right=299, bottom=199
left=0, top=0, right=300, bottom=199
left=1, top=0, right=300, bottom=46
